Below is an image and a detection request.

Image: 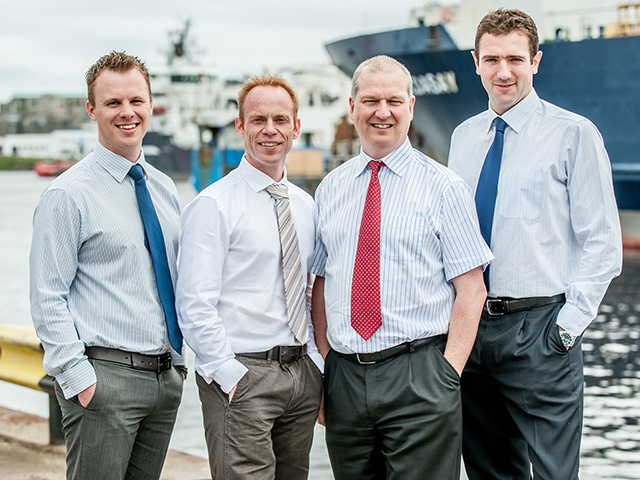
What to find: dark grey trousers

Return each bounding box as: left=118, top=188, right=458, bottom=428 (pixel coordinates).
left=461, top=302, right=584, bottom=480
left=324, top=337, right=462, bottom=480
left=55, top=359, right=183, bottom=480
left=196, top=354, right=322, bottom=480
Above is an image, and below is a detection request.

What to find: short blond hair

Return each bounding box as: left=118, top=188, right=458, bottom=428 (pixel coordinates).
left=237, top=75, right=299, bottom=122
left=351, top=55, right=413, bottom=99
left=86, top=51, right=151, bottom=105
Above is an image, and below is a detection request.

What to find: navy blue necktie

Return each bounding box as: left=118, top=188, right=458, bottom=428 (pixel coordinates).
left=475, top=117, right=507, bottom=289
left=129, top=164, right=183, bottom=354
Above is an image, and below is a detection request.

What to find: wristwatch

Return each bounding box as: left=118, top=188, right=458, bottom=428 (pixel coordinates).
left=559, top=331, right=576, bottom=349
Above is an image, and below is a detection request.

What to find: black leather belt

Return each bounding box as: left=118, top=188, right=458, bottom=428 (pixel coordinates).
left=85, top=346, right=172, bottom=373
left=483, top=293, right=566, bottom=316
left=338, top=335, right=446, bottom=365
left=238, top=345, right=306, bottom=364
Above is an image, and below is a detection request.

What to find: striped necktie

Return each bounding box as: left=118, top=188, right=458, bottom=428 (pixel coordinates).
left=266, top=183, right=308, bottom=344
left=129, top=164, right=183, bottom=354
left=475, top=117, right=507, bottom=289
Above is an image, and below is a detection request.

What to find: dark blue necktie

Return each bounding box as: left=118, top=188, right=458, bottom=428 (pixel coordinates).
left=129, top=164, right=183, bottom=354
left=475, top=117, right=507, bottom=289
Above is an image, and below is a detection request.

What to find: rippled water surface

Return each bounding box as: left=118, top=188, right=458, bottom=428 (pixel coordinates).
left=1, top=171, right=638, bottom=479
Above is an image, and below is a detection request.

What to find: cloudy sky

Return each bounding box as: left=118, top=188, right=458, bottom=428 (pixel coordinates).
left=0, top=0, right=449, bottom=103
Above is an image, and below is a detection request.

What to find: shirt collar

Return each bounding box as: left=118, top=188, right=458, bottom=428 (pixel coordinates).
left=485, top=88, right=540, bottom=135
left=93, top=141, right=149, bottom=183
left=237, top=155, right=292, bottom=193
left=355, top=137, right=412, bottom=177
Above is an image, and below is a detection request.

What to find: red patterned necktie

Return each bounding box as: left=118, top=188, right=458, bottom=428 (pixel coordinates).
left=351, top=160, right=384, bottom=340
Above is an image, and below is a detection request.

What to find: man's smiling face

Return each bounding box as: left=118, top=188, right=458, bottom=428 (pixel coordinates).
left=235, top=85, right=300, bottom=181
left=86, top=68, right=152, bottom=162
left=349, top=68, right=415, bottom=159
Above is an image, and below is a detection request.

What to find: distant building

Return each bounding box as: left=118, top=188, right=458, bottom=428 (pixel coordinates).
left=0, top=127, right=97, bottom=160
left=0, top=93, right=89, bottom=136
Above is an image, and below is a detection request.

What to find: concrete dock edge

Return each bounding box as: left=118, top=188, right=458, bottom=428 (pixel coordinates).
left=0, top=405, right=211, bottom=479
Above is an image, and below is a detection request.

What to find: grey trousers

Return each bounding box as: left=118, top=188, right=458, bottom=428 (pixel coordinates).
left=196, top=354, right=322, bottom=480
left=324, top=336, right=462, bottom=480
left=54, top=359, right=184, bottom=480
left=461, top=302, right=584, bottom=480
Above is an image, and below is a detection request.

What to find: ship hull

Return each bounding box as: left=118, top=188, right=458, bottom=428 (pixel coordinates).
left=326, top=26, right=640, bottom=210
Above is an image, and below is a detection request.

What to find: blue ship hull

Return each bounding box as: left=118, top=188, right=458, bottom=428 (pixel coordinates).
left=326, top=25, right=640, bottom=210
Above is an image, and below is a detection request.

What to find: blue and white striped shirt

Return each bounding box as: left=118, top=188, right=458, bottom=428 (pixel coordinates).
left=30, top=142, right=183, bottom=399
left=311, top=138, right=493, bottom=354
left=448, top=90, right=622, bottom=336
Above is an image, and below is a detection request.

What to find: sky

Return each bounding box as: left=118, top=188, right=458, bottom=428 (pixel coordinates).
left=0, top=0, right=447, bottom=104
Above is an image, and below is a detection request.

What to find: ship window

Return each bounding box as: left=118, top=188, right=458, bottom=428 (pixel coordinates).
left=170, top=75, right=199, bottom=83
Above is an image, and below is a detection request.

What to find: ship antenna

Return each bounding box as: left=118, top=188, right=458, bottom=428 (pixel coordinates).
left=173, top=19, right=191, bottom=58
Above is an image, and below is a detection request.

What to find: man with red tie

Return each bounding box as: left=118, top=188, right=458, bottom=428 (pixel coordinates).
left=310, top=55, right=493, bottom=480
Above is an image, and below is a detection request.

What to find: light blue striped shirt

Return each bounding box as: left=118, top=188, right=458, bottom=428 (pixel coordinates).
left=448, top=89, right=622, bottom=336
left=30, top=142, right=183, bottom=399
left=311, top=138, right=493, bottom=354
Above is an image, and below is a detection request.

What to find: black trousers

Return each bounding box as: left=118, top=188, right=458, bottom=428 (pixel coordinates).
left=324, top=337, right=462, bottom=480
left=461, top=302, right=584, bottom=480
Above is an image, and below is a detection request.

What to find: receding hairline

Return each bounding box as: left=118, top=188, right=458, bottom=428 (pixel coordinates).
left=236, top=74, right=299, bottom=122
left=351, top=55, right=413, bottom=99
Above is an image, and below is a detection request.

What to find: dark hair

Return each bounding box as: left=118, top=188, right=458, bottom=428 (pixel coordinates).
left=85, top=51, right=151, bottom=105
left=475, top=8, right=539, bottom=61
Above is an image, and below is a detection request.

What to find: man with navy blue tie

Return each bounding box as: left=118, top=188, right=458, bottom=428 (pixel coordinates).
left=448, top=9, right=623, bottom=479
left=30, top=51, right=185, bottom=480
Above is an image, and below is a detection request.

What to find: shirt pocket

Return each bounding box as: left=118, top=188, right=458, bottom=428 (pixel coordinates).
left=497, top=167, right=545, bottom=220
left=382, top=216, right=425, bottom=262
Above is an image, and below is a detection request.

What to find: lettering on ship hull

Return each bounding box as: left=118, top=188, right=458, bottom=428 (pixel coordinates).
left=413, top=71, right=458, bottom=96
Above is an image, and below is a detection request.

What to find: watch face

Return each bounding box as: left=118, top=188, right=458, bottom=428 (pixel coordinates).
left=560, top=331, right=574, bottom=347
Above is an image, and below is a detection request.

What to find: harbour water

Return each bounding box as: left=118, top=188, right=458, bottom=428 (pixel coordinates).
left=1, top=170, right=639, bottom=479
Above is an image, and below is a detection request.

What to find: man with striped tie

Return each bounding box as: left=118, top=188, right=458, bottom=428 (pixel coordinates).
left=176, top=75, right=323, bottom=480
left=310, top=55, right=493, bottom=480
left=448, top=9, right=623, bottom=480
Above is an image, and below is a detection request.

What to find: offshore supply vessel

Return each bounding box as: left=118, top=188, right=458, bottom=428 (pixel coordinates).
left=325, top=0, right=640, bottom=210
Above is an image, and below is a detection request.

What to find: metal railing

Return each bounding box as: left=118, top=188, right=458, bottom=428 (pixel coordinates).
left=0, top=324, right=64, bottom=444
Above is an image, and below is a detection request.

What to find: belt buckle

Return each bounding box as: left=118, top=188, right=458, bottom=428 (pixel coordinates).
left=355, top=353, right=376, bottom=365
left=158, top=354, right=172, bottom=372
left=279, top=347, right=298, bottom=364
left=485, top=299, right=506, bottom=316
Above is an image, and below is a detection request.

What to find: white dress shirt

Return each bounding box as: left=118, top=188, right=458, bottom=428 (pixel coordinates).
left=311, top=139, right=493, bottom=354
left=30, top=142, right=183, bottom=399
left=449, top=89, right=622, bottom=336
left=176, top=157, right=323, bottom=393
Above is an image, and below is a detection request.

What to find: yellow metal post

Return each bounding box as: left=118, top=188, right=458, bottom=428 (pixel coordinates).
left=0, top=324, right=64, bottom=444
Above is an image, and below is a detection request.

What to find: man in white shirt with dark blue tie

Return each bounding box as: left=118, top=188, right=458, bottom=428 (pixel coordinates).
left=448, top=8, right=623, bottom=480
